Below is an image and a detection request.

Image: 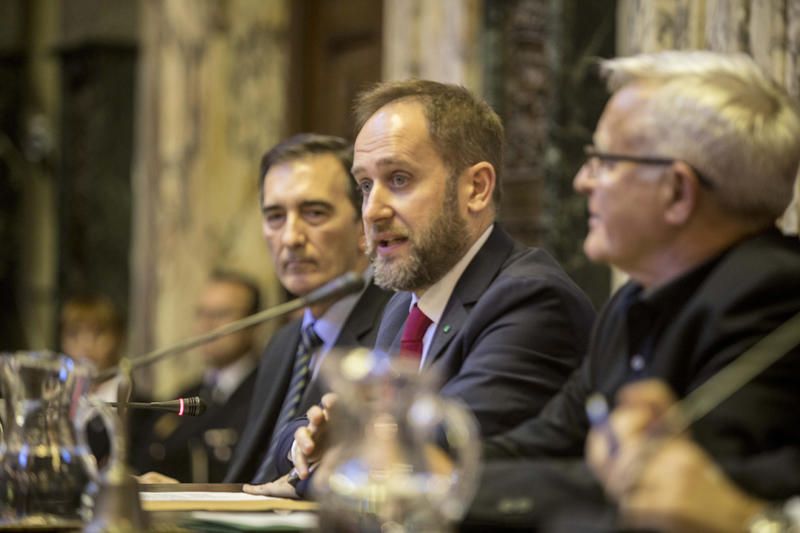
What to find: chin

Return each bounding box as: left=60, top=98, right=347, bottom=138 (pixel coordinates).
left=286, top=274, right=331, bottom=297
left=583, top=238, right=609, bottom=265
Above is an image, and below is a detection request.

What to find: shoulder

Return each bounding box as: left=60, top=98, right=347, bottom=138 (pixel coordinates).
left=491, top=244, right=593, bottom=308
left=259, top=318, right=303, bottom=359
left=695, top=231, right=800, bottom=310
left=355, top=280, right=394, bottom=312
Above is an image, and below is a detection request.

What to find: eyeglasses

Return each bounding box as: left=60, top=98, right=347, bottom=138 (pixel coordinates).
left=583, top=145, right=715, bottom=189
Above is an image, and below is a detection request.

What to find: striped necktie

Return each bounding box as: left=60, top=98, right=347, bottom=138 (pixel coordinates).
left=251, top=322, right=322, bottom=483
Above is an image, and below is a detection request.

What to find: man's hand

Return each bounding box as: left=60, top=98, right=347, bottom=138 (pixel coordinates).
left=135, top=471, right=179, bottom=484
left=293, top=393, right=337, bottom=479
left=586, top=379, right=767, bottom=532
left=586, top=380, right=678, bottom=497
left=619, top=437, right=766, bottom=533
left=243, top=473, right=300, bottom=498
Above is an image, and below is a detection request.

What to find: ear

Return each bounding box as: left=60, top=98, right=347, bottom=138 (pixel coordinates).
left=662, top=161, right=700, bottom=226
left=463, top=162, right=496, bottom=214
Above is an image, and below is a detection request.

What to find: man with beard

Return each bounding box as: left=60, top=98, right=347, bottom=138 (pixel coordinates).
left=138, top=134, right=393, bottom=485
left=246, top=80, right=596, bottom=495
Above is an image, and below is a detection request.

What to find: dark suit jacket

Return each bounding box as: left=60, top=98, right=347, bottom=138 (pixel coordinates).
left=223, top=280, right=393, bottom=483
left=271, top=225, right=596, bottom=481
left=469, top=229, right=800, bottom=528
left=374, top=225, right=595, bottom=437
left=129, top=367, right=257, bottom=482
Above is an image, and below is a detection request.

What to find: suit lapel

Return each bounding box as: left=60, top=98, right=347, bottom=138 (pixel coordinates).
left=334, top=282, right=392, bottom=347
left=227, top=321, right=300, bottom=481
left=375, top=292, right=413, bottom=353
left=424, top=226, right=516, bottom=368
left=300, top=282, right=393, bottom=412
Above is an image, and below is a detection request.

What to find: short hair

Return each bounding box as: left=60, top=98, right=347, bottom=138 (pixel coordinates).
left=354, top=79, right=505, bottom=203
left=209, top=269, right=261, bottom=316
left=600, top=51, right=800, bottom=225
left=258, top=133, right=359, bottom=217
left=61, top=292, right=124, bottom=336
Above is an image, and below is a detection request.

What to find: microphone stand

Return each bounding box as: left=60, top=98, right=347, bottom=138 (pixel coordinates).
left=86, top=272, right=365, bottom=528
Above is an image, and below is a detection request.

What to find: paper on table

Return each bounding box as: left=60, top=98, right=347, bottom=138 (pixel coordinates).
left=140, top=491, right=318, bottom=512
left=188, top=511, right=317, bottom=531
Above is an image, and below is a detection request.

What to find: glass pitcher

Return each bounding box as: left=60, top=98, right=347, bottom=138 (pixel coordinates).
left=314, top=348, right=481, bottom=532
left=0, top=350, right=109, bottom=526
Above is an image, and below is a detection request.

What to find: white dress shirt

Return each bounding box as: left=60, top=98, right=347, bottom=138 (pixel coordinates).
left=411, top=224, right=493, bottom=368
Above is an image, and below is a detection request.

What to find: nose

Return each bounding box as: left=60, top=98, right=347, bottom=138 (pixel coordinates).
left=362, top=182, right=393, bottom=225
left=281, top=212, right=307, bottom=248
left=573, top=162, right=594, bottom=194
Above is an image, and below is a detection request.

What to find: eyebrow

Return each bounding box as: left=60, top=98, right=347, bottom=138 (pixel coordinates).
left=261, top=200, right=334, bottom=213
left=351, top=157, right=411, bottom=177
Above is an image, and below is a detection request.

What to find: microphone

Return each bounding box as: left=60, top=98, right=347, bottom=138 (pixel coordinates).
left=107, top=396, right=207, bottom=416
left=302, top=271, right=365, bottom=306
left=95, top=271, right=366, bottom=382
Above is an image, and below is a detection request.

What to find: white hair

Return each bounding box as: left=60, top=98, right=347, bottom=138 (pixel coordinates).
left=600, top=51, right=800, bottom=224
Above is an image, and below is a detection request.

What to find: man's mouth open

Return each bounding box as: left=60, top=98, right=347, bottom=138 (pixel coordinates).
left=376, top=236, right=408, bottom=256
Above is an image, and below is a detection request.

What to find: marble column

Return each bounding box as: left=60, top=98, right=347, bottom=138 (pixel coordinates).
left=131, top=0, right=290, bottom=396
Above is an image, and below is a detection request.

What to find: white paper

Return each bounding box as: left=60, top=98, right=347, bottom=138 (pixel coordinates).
left=190, top=511, right=317, bottom=528
left=140, top=491, right=276, bottom=502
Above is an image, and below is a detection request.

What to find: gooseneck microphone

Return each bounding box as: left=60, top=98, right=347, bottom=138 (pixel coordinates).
left=95, top=271, right=365, bottom=383
left=107, top=396, right=207, bottom=416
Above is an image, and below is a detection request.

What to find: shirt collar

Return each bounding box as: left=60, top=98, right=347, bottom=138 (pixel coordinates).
left=302, top=267, right=373, bottom=349
left=412, top=224, right=494, bottom=324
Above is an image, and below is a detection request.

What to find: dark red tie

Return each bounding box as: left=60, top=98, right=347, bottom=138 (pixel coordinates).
left=400, top=304, right=433, bottom=362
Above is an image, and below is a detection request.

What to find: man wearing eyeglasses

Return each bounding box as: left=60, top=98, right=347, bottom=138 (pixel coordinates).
left=466, top=51, right=800, bottom=530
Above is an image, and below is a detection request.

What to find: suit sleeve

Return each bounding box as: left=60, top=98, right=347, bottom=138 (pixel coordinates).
left=482, top=361, right=593, bottom=460
left=269, top=417, right=308, bottom=479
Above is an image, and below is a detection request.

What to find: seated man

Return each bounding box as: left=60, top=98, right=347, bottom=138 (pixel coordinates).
left=140, top=135, right=393, bottom=485
left=131, top=270, right=261, bottom=482
left=249, top=80, right=596, bottom=495
left=466, top=50, right=800, bottom=529
left=223, top=134, right=393, bottom=484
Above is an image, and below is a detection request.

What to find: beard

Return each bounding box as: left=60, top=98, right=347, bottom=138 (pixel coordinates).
left=367, top=179, right=471, bottom=292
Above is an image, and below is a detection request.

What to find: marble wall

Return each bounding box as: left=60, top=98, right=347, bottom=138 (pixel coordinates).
left=618, top=0, right=800, bottom=235
left=131, top=0, right=289, bottom=395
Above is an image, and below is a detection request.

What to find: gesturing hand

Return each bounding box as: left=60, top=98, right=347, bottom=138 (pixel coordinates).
left=292, top=393, right=338, bottom=479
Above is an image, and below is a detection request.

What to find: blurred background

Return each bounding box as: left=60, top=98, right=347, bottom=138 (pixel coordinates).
left=0, top=0, right=798, bottom=398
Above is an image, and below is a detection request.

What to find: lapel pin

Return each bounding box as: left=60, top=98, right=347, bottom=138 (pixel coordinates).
left=442, top=324, right=452, bottom=333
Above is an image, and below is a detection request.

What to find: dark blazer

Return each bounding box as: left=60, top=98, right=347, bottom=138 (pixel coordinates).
left=374, top=224, right=595, bottom=437
left=271, top=225, right=596, bottom=481
left=223, top=280, right=392, bottom=483
left=129, top=367, right=257, bottom=483
left=469, top=230, right=800, bottom=528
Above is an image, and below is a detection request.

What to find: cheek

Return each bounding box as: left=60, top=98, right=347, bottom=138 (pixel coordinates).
left=263, top=232, right=281, bottom=255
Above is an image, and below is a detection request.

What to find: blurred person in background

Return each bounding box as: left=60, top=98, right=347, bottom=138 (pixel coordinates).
left=60, top=292, right=126, bottom=463
left=130, top=269, right=260, bottom=482
left=60, top=292, right=126, bottom=401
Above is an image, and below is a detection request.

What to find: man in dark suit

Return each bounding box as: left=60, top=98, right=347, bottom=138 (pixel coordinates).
left=222, top=134, right=393, bottom=483
left=137, top=135, right=392, bottom=486
left=248, top=80, right=596, bottom=495
left=466, top=51, right=800, bottom=530
left=131, top=270, right=261, bottom=482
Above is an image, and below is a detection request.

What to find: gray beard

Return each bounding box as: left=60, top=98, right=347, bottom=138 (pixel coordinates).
left=369, top=183, right=471, bottom=292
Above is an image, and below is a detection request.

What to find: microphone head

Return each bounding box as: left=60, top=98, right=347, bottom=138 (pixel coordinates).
left=302, top=272, right=365, bottom=306
left=182, top=396, right=207, bottom=416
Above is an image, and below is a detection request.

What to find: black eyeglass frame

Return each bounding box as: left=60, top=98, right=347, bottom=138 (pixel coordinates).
left=583, top=145, right=715, bottom=189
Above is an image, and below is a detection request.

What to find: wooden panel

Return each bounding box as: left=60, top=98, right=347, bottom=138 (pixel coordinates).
left=287, top=0, right=382, bottom=138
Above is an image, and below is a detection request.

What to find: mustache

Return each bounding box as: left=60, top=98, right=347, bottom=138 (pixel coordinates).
left=282, top=253, right=316, bottom=264
left=367, top=223, right=410, bottom=241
